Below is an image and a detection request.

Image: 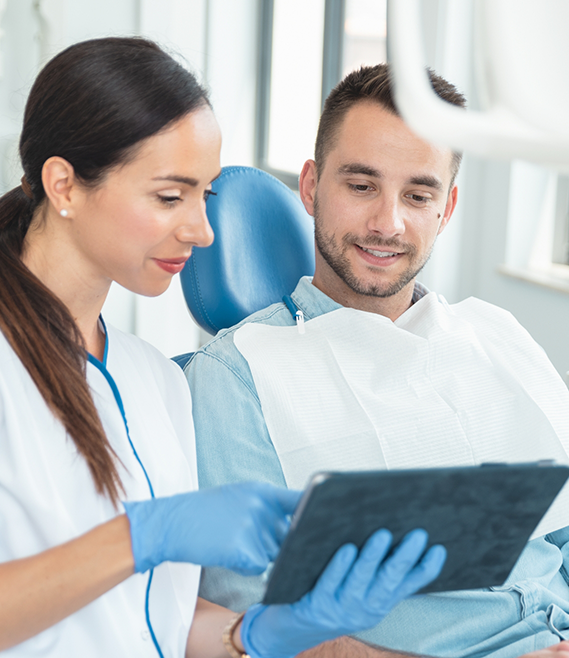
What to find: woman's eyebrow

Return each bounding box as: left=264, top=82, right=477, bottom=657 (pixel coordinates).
left=152, top=171, right=222, bottom=186
left=152, top=175, right=200, bottom=186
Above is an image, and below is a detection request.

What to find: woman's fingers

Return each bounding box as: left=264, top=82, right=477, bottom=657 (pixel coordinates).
left=310, top=543, right=359, bottom=600
left=273, top=488, right=303, bottom=516
left=372, top=529, right=429, bottom=588
left=241, top=486, right=302, bottom=568
left=337, top=529, right=393, bottom=601
left=367, top=534, right=445, bottom=607
left=382, top=544, right=447, bottom=602
left=284, top=528, right=446, bottom=642
left=256, top=486, right=301, bottom=546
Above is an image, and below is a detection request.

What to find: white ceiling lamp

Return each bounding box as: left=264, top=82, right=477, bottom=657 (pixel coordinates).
left=387, top=0, right=569, bottom=171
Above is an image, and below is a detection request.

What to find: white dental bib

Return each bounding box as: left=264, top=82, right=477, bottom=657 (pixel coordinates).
left=234, top=292, right=569, bottom=539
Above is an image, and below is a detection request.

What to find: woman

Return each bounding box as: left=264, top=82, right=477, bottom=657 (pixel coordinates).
left=0, top=37, right=445, bottom=657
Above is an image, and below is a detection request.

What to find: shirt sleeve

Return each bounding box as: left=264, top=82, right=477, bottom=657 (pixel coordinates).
left=546, top=524, right=569, bottom=585
left=185, top=348, right=287, bottom=612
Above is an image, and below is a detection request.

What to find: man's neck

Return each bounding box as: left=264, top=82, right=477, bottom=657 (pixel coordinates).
left=310, top=274, right=416, bottom=322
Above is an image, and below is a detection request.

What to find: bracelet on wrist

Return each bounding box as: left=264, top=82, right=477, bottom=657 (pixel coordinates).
left=222, top=612, right=251, bottom=658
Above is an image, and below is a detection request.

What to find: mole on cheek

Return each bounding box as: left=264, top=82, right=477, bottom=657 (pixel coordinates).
left=437, top=213, right=441, bottom=219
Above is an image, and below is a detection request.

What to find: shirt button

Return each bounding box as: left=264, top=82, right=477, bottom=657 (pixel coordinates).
left=141, top=629, right=151, bottom=641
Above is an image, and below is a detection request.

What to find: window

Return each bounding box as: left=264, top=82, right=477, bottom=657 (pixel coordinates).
left=553, top=176, right=569, bottom=267
left=262, top=0, right=326, bottom=182
left=500, top=162, right=569, bottom=292
left=342, top=0, right=387, bottom=77
left=256, top=0, right=387, bottom=188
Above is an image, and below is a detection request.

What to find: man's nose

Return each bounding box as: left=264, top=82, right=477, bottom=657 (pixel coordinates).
left=367, top=196, right=405, bottom=238
left=176, top=203, right=215, bottom=247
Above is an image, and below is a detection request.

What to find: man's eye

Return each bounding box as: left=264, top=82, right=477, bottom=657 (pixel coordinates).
left=408, top=194, right=429, bottom=203
left=204, top=189, right=217, bottom=201
left=349, top=184, right=373, bottom=193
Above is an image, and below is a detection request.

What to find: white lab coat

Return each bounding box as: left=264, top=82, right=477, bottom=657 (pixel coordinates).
left=0, top=324, right=200, bottom=657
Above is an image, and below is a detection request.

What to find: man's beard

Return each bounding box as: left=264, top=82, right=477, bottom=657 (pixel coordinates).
left=313, top=197, right=434, bottom=299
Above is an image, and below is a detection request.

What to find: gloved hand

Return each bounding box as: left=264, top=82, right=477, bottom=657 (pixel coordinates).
left=241, top=528, right=446, bottom=658
left=123, top=483, right=301, bottom=575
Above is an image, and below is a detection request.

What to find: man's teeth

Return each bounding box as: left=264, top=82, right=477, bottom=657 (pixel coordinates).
left=361, top=247, right=398, bottom=257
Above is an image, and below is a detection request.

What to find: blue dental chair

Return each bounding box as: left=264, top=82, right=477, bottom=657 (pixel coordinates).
left=173, top=166, right=315, bottom=369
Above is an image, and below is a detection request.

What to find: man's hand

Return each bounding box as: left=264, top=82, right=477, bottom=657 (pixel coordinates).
left=297, top=636, right=425, bottom=658
left=522, top=643, right=569, bottom=658
left=298, top=638, right=569, bottom=658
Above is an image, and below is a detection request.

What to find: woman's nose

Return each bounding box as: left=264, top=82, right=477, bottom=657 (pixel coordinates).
left=176, top=203, right=215, bottom=247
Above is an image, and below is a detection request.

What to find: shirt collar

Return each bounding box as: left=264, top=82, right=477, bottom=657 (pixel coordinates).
left=289, top=276, right=430, bottom=321
left=412, top=281, right=430, bottom=304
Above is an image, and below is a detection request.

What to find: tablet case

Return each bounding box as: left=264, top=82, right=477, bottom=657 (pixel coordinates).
left=262, top=463, right=569, bottom=605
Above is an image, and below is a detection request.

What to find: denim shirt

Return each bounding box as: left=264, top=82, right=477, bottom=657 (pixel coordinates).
left=186, top=276, right=569, bottom=657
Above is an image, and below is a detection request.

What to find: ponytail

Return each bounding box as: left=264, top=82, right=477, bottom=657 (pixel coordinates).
left=0, top=185, right=124, bottom=505
left=0, top=37, right=210, bottom=505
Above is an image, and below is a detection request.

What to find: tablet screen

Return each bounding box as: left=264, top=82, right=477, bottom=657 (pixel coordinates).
left=263, top=463, right=569, bottom=605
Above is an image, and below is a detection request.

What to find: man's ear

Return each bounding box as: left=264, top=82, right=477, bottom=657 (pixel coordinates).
left=437, top=185, right=458, bottom=235
left=41, top=156, right=78, bottom=216
left=299, top=159, right=318, bottom=217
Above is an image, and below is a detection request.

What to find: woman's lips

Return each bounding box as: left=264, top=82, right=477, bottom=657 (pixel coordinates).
left=153, top=258, right=189, bottom=274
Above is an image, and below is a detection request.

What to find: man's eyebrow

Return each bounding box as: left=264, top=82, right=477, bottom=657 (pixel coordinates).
left=408, top=175, right=443, bottom=191
left=337, top=163, right=382, bottom=178
left=336, top=165, right=444, bottom=192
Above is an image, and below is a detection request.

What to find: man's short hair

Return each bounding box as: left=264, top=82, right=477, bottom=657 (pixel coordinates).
left=314, top=63, right=467, bottom=187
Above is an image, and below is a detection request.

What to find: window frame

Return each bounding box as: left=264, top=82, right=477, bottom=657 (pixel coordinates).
left=552, top=175, right=569, bottom=267
left=255, top=0, right=346, bottom=189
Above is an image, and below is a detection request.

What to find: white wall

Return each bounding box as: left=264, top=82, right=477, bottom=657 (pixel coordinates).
left=206, top=0, right=258, bottom=167
left=458, top=156, right=569, bottom=380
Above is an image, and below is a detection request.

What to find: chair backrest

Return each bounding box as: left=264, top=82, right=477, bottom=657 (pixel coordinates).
left=180, top=165, right=315, bottom=335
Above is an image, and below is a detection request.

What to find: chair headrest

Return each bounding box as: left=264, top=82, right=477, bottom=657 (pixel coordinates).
left=181, top=166, right=315, bottom=334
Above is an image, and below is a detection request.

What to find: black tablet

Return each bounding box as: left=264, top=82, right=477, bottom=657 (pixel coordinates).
left=262, top=462, right=569, bottom=605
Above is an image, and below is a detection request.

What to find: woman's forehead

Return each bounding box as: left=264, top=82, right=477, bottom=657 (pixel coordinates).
left=110, top=108, right=222, bottom=184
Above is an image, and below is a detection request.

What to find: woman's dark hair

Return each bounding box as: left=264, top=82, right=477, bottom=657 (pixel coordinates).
left=0, top=37, right=210, bottom=505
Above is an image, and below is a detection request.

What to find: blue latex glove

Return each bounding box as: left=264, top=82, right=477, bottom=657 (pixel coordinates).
left=241, top=528, right=446, bottom=658
left=123, top=483, right=301, bottom=575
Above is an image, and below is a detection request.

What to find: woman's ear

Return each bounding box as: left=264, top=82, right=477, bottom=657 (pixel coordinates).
left=41, top=156, right=77, bottom=217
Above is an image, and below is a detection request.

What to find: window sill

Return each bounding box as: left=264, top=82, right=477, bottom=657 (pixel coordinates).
left=498, top=263, right=569, bottom=295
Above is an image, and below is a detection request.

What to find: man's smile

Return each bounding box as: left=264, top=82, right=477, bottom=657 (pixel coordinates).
left=354, top=244, right=405, bottom=267
left=359, top=246, right=402, bottom=258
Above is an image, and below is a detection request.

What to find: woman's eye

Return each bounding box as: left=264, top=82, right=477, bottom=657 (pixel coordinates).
left=158, top=195, right=181, bottom=207
left=203, top=189, right=217, bottom=202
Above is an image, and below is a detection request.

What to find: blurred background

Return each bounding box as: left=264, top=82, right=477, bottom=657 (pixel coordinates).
left=2, top=0, right=569, bottom=380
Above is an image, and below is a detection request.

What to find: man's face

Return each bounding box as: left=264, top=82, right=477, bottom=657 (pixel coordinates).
left=300, top=101, right=458, bottom=314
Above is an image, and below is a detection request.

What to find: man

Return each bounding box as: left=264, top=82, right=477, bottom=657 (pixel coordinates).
left=186, top=64, right=569, bottom=657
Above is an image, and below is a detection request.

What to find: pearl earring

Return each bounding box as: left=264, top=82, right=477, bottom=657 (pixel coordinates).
left=60, top=209, right=68, bottom=217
